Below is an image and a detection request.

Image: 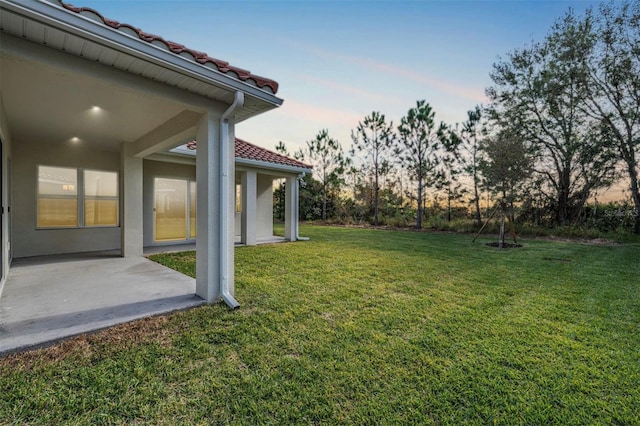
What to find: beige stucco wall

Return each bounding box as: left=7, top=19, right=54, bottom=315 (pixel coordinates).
left=256, top=173, right=274, bottom=239
left=12, top=139, right=121, bottom=258
left=11, top=142, right=291, bottom=257
left=142, top=159, right=196, bottom=247
left=233, top=169, right=275, bottom=240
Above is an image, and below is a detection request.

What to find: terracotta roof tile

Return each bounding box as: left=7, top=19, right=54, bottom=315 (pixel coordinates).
left=186, top=139, right=312, bottom=170
left=235, top=138, right=312, bottom=169
left=58, top=1, right=279, bottom=94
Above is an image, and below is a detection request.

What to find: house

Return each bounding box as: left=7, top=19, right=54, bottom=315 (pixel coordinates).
left=155, top=138, right=312, bottom=246
left=0, top=0, right=306, bottom=308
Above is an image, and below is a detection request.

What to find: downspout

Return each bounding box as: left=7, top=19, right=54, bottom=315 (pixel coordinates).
left=220, top=91, right=244, bottom=309
left=295, top=172, right=310, bottom=241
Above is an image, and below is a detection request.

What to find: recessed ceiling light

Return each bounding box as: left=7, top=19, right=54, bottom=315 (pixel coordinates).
left=90, top=106, right=101, bottom=112
left=70, top=137, right=81, bottom=143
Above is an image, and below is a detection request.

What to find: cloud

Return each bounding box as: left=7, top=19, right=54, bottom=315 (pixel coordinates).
left=278, top=37, right=487, bottom=104
left=297, top=75, right=407, bottom=108
left=279, top=99, right=363, bottom=129
left=347, top=56, right=487, bottom=103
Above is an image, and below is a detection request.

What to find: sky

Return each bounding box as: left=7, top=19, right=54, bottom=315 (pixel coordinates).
left=75, top=0, right=603, bottom=156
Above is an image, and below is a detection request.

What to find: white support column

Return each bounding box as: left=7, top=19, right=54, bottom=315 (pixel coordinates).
left=225, top=122, right=236, bottom=298
left=284, top=175, right=299, bottom=241
left=195, top=111, right=221, bottom=302
left=120, top=142, right=143, bottom=257
left=241, top=170, right=257, bottom=246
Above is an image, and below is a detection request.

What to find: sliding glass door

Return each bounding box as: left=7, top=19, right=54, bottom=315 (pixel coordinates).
left=154, top=178, right=196, bottom=242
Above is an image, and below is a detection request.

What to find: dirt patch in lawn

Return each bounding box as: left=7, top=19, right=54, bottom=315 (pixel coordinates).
left=485, top=242, right=523, bottom=249
left=0, top=314, right=174, bottom=369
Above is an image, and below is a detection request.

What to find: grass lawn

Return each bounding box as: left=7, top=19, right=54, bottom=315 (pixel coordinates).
left=1, top=225, right=639, bottom=424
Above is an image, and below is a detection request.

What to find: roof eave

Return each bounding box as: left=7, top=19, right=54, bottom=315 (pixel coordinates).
left=1, top=0, right=283, bottom=110
left=151, top=151, right=312, bottom=174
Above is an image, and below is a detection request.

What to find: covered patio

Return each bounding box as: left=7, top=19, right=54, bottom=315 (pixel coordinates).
left=0, top=0, right=287, bottom=322
left=0, top=231, right=297, bottom=354
left=0, top=251, right=203, bottom=355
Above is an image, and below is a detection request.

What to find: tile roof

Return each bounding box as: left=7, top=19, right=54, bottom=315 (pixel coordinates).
left=58, top=1, right=279, bottom=94
left=235, top=138, right=312, bottom=169
left=185, top=139, right=312, bottom=170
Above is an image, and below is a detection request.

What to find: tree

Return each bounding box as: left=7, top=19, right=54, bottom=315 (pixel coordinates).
left=487, top=10, right=617, bottom=226
left=273, top=142, right=290, bottom=221
left=456, top=106, right=487, bottom=227
left=301, top=129, right=349, bottom=221
left=435, top=123, right=466, bottom=223
left=440, top=173, right=467, bottom=223
left=581, top=1, right=640, bottom=233
left=298, top=173, right=324, bottom=221
left=273, top=141, right=324, bottom=222
left=350, top=111, right=395, bottom=226
left=480, top=129, right=534, bottom=248
left=275, top=140, right=289, bottom=156
left=396, top=100, right=448, bottom=229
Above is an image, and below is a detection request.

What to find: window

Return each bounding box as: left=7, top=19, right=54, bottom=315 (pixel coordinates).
left=37, top=166, right=78, bottom=227
left=37, top=166, right=118, bottom=228
left=84, top=170, right=119, bottom=227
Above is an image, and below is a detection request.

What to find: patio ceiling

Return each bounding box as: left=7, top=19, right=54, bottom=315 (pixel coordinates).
left=1, top=51, right=191, bottom=152
left=0, top=0, right=283, bottom=153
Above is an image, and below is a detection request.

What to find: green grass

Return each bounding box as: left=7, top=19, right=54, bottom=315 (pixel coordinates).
left=1, top=225, right=639, bottom=424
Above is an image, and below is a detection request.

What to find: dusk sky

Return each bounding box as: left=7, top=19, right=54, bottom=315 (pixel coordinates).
left=77, top=0, right=601, bottom=155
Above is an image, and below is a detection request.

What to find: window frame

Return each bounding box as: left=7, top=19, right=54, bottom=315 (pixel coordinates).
left=37, top=165, right=119, bottom=229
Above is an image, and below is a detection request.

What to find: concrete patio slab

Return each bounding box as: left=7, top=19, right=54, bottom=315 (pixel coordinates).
left=0, top=254, right=204, bottom=355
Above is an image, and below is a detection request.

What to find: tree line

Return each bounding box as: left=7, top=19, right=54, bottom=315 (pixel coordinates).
left=275, top=1, right=640, bottom=235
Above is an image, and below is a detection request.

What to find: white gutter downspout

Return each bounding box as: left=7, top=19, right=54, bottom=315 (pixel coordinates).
left=295, top=172, right=310, bottom=241
left=220, top=91, right=244, bottom=309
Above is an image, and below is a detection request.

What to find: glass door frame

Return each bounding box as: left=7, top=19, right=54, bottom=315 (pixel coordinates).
left=153, top=177, right=196, bottom=243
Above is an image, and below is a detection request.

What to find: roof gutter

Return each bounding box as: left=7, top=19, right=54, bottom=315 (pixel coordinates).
left=235, top=158, right=312, bottom=175
left=219, top=91, right=244, bottom=310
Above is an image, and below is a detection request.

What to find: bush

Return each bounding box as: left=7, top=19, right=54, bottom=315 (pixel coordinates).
left=585, top=201, right=638, bottom=233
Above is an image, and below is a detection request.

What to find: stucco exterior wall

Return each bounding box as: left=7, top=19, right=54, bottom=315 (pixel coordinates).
left=233, top=169, right=276, bottom=241
left=12, top=139, right=121, bottom=258
left=11, top=144, right=296, bottom=257
left=256, top=174, right=274, bottom=239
